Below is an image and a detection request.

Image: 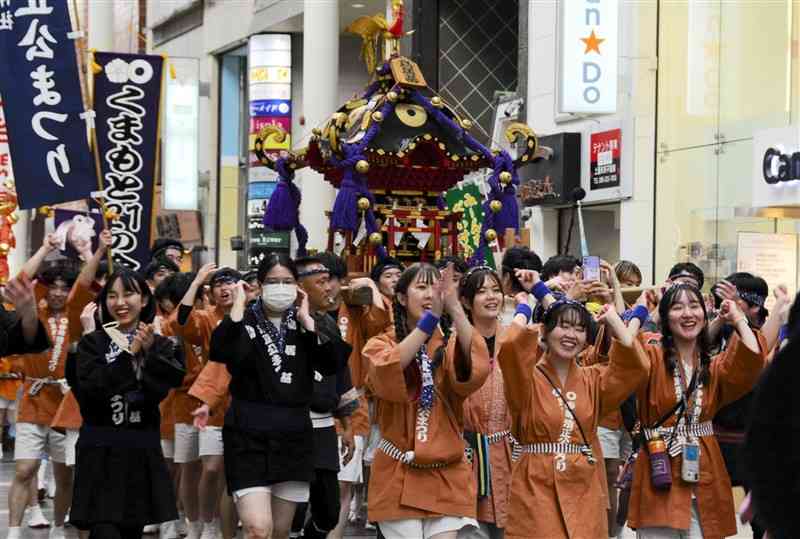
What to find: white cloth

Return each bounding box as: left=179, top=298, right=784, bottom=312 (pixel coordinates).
left=161, top=439, right=175, bottom=460
left=64, top=429, right=79, bottom=467
left=14, top=422, right=66, bottom=463
left=379, top=516, right=478, bottom=539
left=598, top=426, right=633, bottom=460
left=232, top=481, right=310, bottom=503
left=337, top=435, right=364, bottom=483
left=636, top=498, right=704, bottom=538
left=174, top=423, right=199, bottom=463
left=0, top=396, right=17, bottom=410
left=199, top=426, right=224, bottom=457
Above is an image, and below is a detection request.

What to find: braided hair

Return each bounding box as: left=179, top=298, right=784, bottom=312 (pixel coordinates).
left=392, top=263, right=450, bottom=364
left=658, top=283, right=712, bottom=385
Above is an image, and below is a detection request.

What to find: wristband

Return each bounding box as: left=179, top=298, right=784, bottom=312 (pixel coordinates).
left=416, top=311, right=440, bottom=336
left=531, top=281, right=551, bottom=302
left=778, top=324, right=789, bottom=343
left=630, top=305, right=649, bottom=326
left=515, top=304, right=533, bottom=323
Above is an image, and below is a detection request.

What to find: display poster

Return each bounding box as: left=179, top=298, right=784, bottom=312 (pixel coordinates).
left=736, top=231, right=797, bottom=310
left=589, top=128, right=621, bottom=190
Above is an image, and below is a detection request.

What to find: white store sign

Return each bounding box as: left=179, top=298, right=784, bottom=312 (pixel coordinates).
left=752, top=126, right=800, bottom=207
left=559, top=0, right=619, bottom=114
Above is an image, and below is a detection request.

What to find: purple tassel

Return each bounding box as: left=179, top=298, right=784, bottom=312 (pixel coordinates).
left=262, top=158, right=308, bottom=256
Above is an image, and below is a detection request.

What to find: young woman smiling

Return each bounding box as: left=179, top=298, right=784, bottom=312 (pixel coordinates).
left=626, top=283, right=766, bottom=539
left=497, top=272, right=649, bottom=539
left=70, top=269, right=185, bottom=539
left=457, top=266, right=518, bottom=539
left=362, top=263, right=491, bottom=539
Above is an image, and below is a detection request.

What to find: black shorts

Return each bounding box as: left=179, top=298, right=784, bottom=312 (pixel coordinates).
left=223, top=424, right=314, bottom=494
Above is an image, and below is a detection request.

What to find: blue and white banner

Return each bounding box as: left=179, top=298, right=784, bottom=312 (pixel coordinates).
left=250, top=99, right=291, bottom=117
left=93, top=51, right=164, bottom=271
left=0, top=0, right=96, bottom=209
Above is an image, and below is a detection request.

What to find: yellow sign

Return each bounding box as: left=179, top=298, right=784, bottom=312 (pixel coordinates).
left=250, top=66, right=291, bottom=84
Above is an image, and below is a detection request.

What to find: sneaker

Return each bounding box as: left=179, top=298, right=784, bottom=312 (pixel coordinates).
left=27, top=504, right=51, bottom=528
left=143, top=524, right=159, bottom=534
left=160, top=520, right=179, bottom=539
left=48, top=526, right=66, bottom=539
left=199, top=520, right=221, bottom=539
left=176, top=516, right=188, bottom=537
left=6, top=527, right=21, bottom=539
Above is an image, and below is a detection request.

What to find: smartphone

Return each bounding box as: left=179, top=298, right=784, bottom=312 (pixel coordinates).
left=582, top=256, right=600, bottom=281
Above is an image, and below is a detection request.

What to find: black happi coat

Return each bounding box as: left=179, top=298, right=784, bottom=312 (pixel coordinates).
left=70, top=330, right=185, bottom=529
left=210, top=302, right=337, bottom=493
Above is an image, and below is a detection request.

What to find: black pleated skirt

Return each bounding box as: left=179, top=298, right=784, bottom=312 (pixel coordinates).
left=70, top=432, right=177, bottom=529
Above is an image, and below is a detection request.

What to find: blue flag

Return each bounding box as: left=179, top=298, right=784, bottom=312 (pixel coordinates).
left=93, top=52, right=164, bottom=271
left=0, top=0, right=96, bottom=209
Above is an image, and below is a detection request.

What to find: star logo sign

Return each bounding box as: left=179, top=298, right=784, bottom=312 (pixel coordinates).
left=581, top=29, right=605, bottom=54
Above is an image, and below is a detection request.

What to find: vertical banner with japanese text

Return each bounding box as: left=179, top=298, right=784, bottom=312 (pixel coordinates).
left=589, top=128, right=621, bottom=190
left=93, top=52, right=164, bottom=270
left=0, top=0, right=96, bottom=209
left=445, top=182, right=494, bottom=268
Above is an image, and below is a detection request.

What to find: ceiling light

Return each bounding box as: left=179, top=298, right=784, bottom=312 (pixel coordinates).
left=352, top=3, right=366, bottom=7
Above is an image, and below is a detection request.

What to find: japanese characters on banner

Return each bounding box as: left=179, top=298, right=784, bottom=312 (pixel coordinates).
left=589, top=128, right=621, bottom=190
left=445, top=182, right=494, bottom=268
left=248, top=34, right=291, bottom=182
left=0, top=98, right=12, bottom=185
left=0, top=0, right=96, bottom=209
left=92, top=52, right=164, bottom=271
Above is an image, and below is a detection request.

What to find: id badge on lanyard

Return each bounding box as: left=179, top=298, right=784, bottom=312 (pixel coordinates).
left=681, top=439, right=700, bottom=483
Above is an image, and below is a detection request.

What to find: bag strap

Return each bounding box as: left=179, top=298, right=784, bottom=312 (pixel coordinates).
left=536, top=365, right=595, bottom=462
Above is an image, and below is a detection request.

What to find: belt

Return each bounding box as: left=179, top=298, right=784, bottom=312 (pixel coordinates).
left=485, top=430, right=510, bottom=445
left=511, top=442, right=590, bottom=462
left=644, top=420, right=714, bottom=457
left=28, top=377, right=66, bottom=397
left=378, top=438, right=450, bottom=469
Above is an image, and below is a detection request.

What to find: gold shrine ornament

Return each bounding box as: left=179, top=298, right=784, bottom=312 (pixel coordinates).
left=485, top=229, right=498, bottom=242
left=499, top=171, right=512, bottom=185
left=490, top=200, right=503, bottom=213
left=356, top=160, right=371, bottom=174
left=369, top=232, right=383, bottom=245
left=357, top=197, right=371, bottom=211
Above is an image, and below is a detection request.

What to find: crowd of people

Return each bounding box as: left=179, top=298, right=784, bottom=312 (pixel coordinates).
left=0, top=231, right=795, bottom=539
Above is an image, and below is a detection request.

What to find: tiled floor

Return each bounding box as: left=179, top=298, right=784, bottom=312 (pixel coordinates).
left=0, top=454, right=754, bottom=538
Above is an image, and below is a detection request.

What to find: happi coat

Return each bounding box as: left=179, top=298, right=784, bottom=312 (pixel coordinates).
left=462, top=330, right=513, bottom=529
left=363, top=326, right=490, bottom=522
left=498, top=323, right=649, bottom=539
left=627, top=331, right=766, bottom=539
left=70, top=329, right=185, bottom=529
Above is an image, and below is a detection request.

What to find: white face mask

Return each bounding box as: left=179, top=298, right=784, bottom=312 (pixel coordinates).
left=262, top=283, right=297, bottom=312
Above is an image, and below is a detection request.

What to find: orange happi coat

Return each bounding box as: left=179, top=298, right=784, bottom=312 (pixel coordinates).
left=461, top=328, right=512, bottom=528
left=363, top=327, right=490, bottom=522
left=628, top=332, right=766, bottom=539
left=498, top=324, right=649, bottom=539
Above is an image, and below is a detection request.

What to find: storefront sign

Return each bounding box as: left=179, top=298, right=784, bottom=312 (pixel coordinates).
left=248, top=34, right=291, bottom=168
left=737, top=232, right=797, bottom=309
left=518, top=133, right=581, bottom=206
left=93, top=52, right=164, bottom=271
left=0, top=0, right=96, bottom=209
left=559, top=0, right=618, bottom=114
left=589, top=128, right=620, bottom=190
left=163, top=57, right=199, bottom=210
left=752, top=126, right=800, bottom=207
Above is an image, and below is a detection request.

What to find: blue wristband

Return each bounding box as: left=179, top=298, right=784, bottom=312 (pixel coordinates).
left=416, top=311, right=440, bottom=336
left=778, top=323, right=789, bottom=343
left=631, top=305, right=649, bottom=326
left=515, top=304, right=533, bottom=323
left=531, top=281, right=550, bottom=302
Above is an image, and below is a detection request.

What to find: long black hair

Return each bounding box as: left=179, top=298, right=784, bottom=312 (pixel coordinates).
left=458, top=266, right=502, bottom=324
left=392, top=263, right=450, bottom=364
left=97, top=268, right=156, bottom=325
left=658, top=283, right=712, bottom=384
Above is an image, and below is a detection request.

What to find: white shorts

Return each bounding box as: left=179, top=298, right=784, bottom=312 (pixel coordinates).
left=337, top=435, right=364, bottom=483
left=637, top=499, right=703, bottom=538
left=199, top=426, right=224, bottom=457
left=232, top=481, right=310, bottom=504
left=598, top=426, right=633, bottom=460
left=161, top=439, right=175, bottom=460
left=64, top=429, right=79, bottom=467
left=14, top=423, right=67, bottom=463
left=0, top=396, right=16, bottom=411
left=174, top=423, right=199, bottom=463
left=379, top=516, right=478, bottom=539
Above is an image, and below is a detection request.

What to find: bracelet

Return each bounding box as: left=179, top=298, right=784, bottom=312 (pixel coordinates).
left=515, top=304, right=533, bottom=323
left=630, top=305, right=649, bottom=326
left=416, top=311, right=440, bottom=336
left=778, top=324, right=789, bottom=342
left=531, top=281, right=551, bottom=302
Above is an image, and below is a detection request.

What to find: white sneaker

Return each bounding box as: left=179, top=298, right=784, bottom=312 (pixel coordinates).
left=6, top=527, right=21, bottom=539
left=48, top=525, right=66, bottom=539
left=27, top=504, right=51, bottom=528
left=176, top=515, right=188, bottom=537
left=143, top=524, right=159, bottom=534
left=199, top=520, right=221, bottom=539
left=160, top=520, right=179, bottom=539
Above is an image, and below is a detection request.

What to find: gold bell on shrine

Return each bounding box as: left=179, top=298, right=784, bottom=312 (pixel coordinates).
left=357, top=197, right=370, bottom=211
left=490, top=200, right=503, bottom=213
left=499, top=171, right=512, bottom=185
left=485, top=229, right=498, bottom=242
left=369, top=232, right=383, bottom=245
left=356, top=160, right=370, bottom=174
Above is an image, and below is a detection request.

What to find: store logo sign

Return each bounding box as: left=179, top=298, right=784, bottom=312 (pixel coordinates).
left=763, top=146, right=800, bottom=184
left=559, top=0, right=618, bottom=114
